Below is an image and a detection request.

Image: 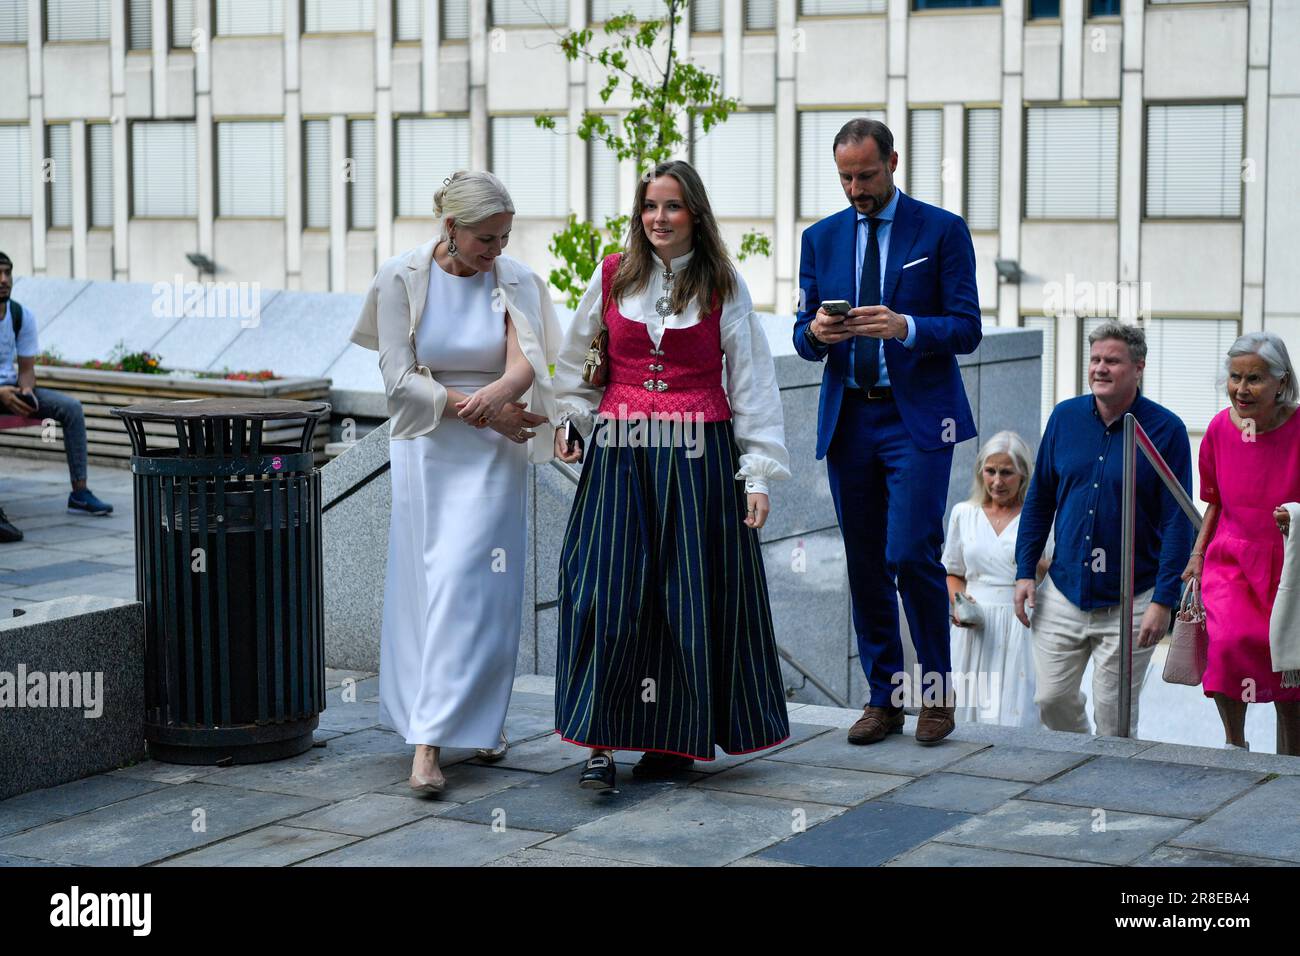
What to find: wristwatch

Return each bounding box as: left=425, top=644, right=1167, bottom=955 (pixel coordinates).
left=804, top=324, right=827, bottom=351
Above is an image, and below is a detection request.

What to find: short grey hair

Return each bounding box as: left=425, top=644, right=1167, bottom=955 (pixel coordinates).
left=432, top=169, right=515, bottom=240
left=1087, top=320, right=1147, bottom=364
left=967, top=431, right=1036, bottom=508
left=1224, top=330, right=1298, bottom=409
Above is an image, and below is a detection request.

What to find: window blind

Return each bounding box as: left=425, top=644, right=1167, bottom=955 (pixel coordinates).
left=490, top=0, right=565, bottom=26
left=692, top=111, right=774, bottom=217
left=47, top=0, right=111, bottom=41
left=217, top=0, right=283, bottom=36
left=47, top=125, right=72, bottom=228
left=1025, top=106, right=1118, bottom=219
left=0, top=125, right=31, bottom=216
left=349, top=118, right=376, bottom=229
left=1145, top=104, right=1243, bottom=218
left=305, top=0, right=376, bottom=32
left=798, top=109, right=885, bottom=219
left=907, top=108, right=943, bottom=207
left=304, top=119, right=331, bottom=228
left=132, top=121, right=197, bottom=217
left=591, top=0, right=667, bottom=21
left=965, top=107, right=999, bottom=230
left=1144, top=318, right=1239, bottom=431
left=396, top=116, right=471, bottom=217
left=0, top=0, right=28, bottom=43
left=491, top=115, right=568, bottom=217
left=800, top=0, right=887, bottom=15
left=128, top=0, right=151, bottom=49
left=395, top=0, right=422, bottom=39
left=588, top=131, right=620, bottom=223
left=90, top=123, right=113, bottom=227
left=172, top=0, right=195, bottom=48
left=1022, top=315, right=1056, bottom=429
left=218, top=121, right=285, bottom=217
left=745, top=0, right=775, bottom=29
left=692, top=0, right=721, bottom=30
left=443, top=0, right=469, bottom=38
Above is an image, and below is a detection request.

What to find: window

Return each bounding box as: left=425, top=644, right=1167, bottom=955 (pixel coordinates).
left=396, top=116, right=471, bottom=217
left=217, top=121, right=285, bottom=217
left=1143, top=318, right=1239, bottom=429
left=128, top=0, right=151, bottom=49
left=395, top=0, right=422, bottom=40
left=1025, top=106, right=1118, bottom=219
left=1021, top=315, right=1056, bottom=428
left=1028, top=0, right=1058, bottom=17
left=0, top=1, right=28, bottom=42
left=172, top=0, right=195, bottom=48
left=591, top=0, right=667, bottom=21
left=912, top=0, right=998, bottom=8
left=47, top=125, right=72, bottom=228
left=491, top=115, right=567, bottom=217
left=1145, top=104, right=1243, bottom=219
left=89, top=123, right=113, bottom=227
left=692, top=0, right=721, bottom=30
left=588, top=132, right=620, bottom=224
left=304, top=120, right=331, bottom=228
left=132, top=121, right=197, bottom=217
left=692, top=111, right=774, bottom=218
left=305, top=0, right=375, bottom=33
left=798, top=109, right=885, bottom=219
left=490, top=0, right=566, bottom=26
left=349, top=119, right=376, bottom=228
left=216, top=0, right=283, bottom=36
left=907, top=109, right=943, bottom=207
left=1089, top=0, right=1118, bottom=14
left=443, top=0, right=469, bottom=38
left=800, top=0, right=886, bottom=13
left=0, top=125, right=31, bottom=216
left=965, top=108, right=999, bottom=231
left=46, top=0, right=110, bottom=41
left=745, top=0, right=776, bottom=29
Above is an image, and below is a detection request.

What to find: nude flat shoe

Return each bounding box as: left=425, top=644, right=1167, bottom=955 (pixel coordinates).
left=475, top=732, right=509, bottom=763
left=408, top=770, right=446, bottom=794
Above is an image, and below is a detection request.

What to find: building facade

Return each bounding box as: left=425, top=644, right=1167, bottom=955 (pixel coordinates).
left=1, top=0, right=1296, bottom=434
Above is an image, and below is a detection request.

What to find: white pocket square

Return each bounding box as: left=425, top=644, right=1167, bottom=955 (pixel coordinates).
left=902, top=257, right=929, bottom=269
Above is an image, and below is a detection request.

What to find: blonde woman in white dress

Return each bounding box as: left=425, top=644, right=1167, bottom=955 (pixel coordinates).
left=349, top=170, right=562, bottom=794
left=942, top=431, right=1052, bottom=727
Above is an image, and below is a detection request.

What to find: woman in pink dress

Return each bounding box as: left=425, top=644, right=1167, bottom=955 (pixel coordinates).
left=1183, top=331, right=1300, bottom=755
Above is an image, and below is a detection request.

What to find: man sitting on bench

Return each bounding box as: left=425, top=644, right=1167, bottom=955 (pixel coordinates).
left=0, top=251, right=113, bottom=544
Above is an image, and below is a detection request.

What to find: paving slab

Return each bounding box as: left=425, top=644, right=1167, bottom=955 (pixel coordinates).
left=156, top=825, right=360, bottom=866
left=282, top=793, right=450, bottom=837
left=0, top=853, right=73, bottom=866
left=935, top=800, right=1194, bottom=866
left=0, top=775, right=167, bottom=837
left=109, top=761, right=234, bottom=786
left=484, top=847, right=647, bottom=867
left=0, top=782, right=326, bottom=866
left=880, top=772, right=1029, bottom=814
left=483, top=731, right=590, bottom=774
left=1134, top=743, right=1300, bottom=777
left=296, top=816, right=552, bottom=867
left=949, top=722, right=1159, bottom=758
left=545, top=788, right=845, bottom=867
left=945, top=746, right=1093, bottom=783
left=1025, top=756, right=1265, bottom=819
left=692, top=722, right=835, bottom=774
left=315, top=698, right=383, bottom=734
left=1170, top=776, right=1300, bottom=863
left=438, top=763, right=689, bottom=834
left=374, top=762, right=538, bottom=805
left=887, top=842, right=1105, bottom=867
left=695, top=757, right=910, bottom=806
left=767, top=729, right=985, bottom=776
left=1137, top=846, right=1289, bottom=867
left=759, top=800, right=972, bottom=867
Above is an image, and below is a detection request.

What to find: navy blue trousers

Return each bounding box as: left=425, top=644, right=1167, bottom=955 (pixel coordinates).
left=827, top=394, right=954, bottom=707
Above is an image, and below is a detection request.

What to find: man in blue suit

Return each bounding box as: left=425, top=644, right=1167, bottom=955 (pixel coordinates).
left=794, top=119, right=982, bottom=745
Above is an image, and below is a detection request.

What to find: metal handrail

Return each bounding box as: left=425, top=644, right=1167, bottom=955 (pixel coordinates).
left=546, top=458, right=849, bottom=708
left=1119, top=413, right=1204, bottom=738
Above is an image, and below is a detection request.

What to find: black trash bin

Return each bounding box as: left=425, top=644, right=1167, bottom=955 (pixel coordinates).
left=111, top=398, right=331, bottom=765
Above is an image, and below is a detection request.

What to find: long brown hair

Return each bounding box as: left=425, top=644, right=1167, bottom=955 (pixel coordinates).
left=608, top=160, right=737, bottom=318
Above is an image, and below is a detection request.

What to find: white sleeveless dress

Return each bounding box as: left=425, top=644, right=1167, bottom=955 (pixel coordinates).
left=378, top=263, right=528, bottom=748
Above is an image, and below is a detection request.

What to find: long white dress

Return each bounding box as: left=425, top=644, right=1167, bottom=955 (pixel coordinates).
left=378, top=262, right=527, bottom=748
left=941, top=501, right=1052, bottom=728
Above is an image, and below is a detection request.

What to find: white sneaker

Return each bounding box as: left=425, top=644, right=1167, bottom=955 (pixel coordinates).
left=1223, top=741, right=1251, bottom=751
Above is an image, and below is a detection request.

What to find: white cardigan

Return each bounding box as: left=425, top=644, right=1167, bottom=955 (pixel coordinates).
left=350, top=241, right=563, bottom=463
left=1270, top=501, right=1300, bottom=687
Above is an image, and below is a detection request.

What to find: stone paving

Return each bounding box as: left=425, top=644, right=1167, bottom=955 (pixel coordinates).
left=1, top=671, right=1298, bottom=867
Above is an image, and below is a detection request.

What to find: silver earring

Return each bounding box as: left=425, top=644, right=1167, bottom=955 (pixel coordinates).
left=447, top=234, right=458, bottom=256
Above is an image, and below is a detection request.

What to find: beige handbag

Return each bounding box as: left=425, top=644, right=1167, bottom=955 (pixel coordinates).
left=581, top=253, right=620, bottom=387
left=1162, top=577, right=1208, bottom=686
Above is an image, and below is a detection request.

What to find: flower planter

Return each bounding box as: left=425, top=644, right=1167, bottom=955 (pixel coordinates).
left=1, top=366, right=332, bottom=468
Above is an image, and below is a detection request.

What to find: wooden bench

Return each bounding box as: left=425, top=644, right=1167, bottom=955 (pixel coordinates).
left=0, top=414, right=43, bottom=430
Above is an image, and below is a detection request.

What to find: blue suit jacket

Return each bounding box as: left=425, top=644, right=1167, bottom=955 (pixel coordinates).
left=793, top=191, right=983, bottom=459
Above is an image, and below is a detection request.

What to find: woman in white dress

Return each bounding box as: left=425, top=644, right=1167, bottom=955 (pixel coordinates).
left=942, top=431, right=1052, bottom=727
left=349, top=170, right=562, bottom=794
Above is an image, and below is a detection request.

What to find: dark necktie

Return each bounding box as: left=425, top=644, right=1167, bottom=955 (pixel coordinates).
left=853, top=216, right=882, bottom=388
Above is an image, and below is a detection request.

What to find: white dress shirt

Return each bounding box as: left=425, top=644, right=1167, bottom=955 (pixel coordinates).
left=847, top=188, right=916, bottom=389
left=553, top=248, right=791, bottom=496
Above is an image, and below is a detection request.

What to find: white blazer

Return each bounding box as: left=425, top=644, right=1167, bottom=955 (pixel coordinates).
left=349, top=240, right=562, bottom=463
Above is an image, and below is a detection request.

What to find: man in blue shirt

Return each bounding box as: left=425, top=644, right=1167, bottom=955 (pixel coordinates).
left=1014, top=321, right=1193, bottom=737
left=0, top=252, right=113, bottom=542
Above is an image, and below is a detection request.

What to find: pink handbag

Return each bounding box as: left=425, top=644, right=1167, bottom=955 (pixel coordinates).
left=1162, top=577, right=1208, bottom=686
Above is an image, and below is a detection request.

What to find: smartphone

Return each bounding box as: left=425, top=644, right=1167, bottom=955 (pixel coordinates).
left=821, top=299, right=852, bottom=319
left=17, top=390, right=38, bottom=412
left=564, top=420, right=584, bottom=459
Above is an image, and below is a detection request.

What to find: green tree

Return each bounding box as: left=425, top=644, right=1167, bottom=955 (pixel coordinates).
left=536, top=0, right=771, bottom=307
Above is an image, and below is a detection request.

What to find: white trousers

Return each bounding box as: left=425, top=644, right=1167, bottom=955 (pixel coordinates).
left=1031, top=573, right=1156, bottom=738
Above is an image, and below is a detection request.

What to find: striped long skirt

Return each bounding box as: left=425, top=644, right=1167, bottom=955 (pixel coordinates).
left=554, top=417, right=791, bottom=760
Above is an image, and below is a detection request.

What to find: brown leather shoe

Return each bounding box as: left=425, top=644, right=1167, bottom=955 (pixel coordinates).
left=915, top=705, right=956, bottom=745
left=847, top=705, right=905, bottom=745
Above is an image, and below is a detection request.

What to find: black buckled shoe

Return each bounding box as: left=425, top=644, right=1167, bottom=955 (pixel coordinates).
left=631, top=751, right=695, bottom=778
left=0, top=508, right=22, bottom=544
left=579, top=753, right=616, bottom=791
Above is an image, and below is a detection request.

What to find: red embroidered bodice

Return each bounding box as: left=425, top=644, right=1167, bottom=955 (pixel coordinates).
left=595, top=254, right=733, bottom=421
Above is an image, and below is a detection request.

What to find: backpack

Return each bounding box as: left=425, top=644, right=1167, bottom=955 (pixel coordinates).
left=6, top=300, right=20, bottom=338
